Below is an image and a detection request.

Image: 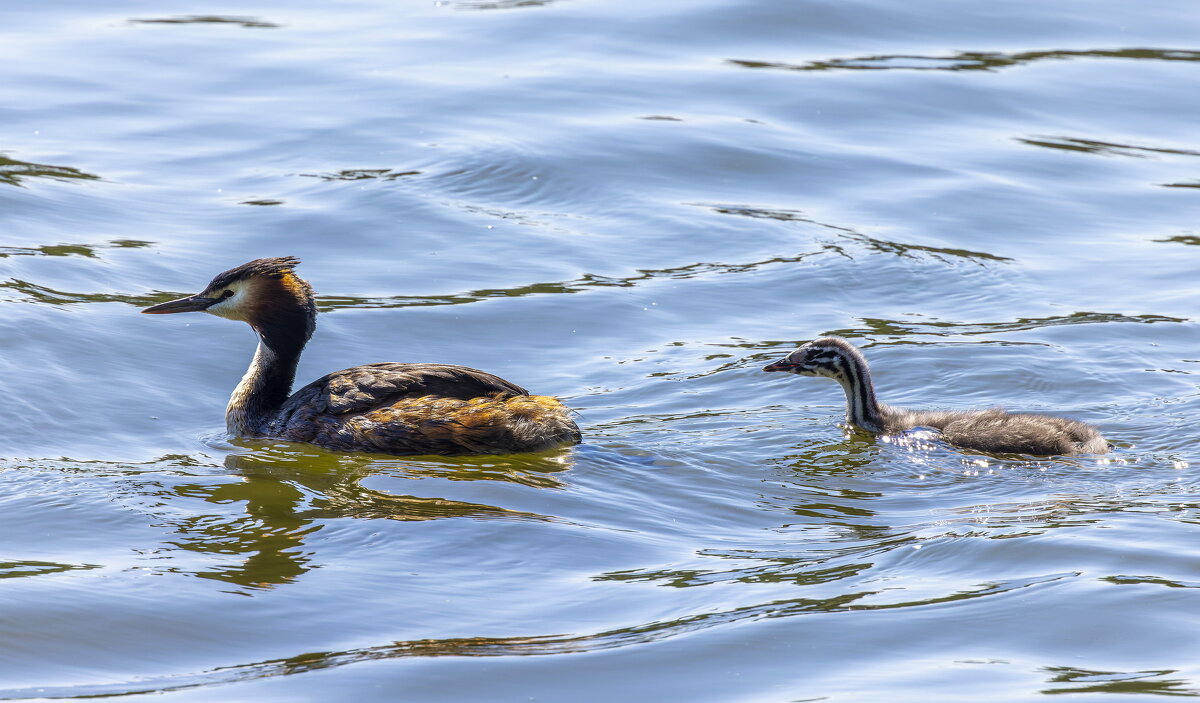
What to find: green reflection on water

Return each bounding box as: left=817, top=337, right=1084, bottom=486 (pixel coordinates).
left=0, top=279, right=163, bottom=306
left=151, top=446, right=571, bottom=592
left=0, top=240, right=151, bottom=260
left=0, top=154, right=100, bottom=187
left=0, top=561, right=100, bottom=580
left=1040, top=666, right=1199, bottom=697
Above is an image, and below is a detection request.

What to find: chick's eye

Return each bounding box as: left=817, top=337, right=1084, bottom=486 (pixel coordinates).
left=219, top=290, right=234, bottom=299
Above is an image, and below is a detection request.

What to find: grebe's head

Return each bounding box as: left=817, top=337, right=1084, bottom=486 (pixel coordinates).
left=763, top=337, right=866, bottom=380
left=142, top=257, right=315, bottom=343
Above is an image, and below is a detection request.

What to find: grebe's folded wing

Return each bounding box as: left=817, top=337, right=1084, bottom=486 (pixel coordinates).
left=281, top=363, right=531, bottom=419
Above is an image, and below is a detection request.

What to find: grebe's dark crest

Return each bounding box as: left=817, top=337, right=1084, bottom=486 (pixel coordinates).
left=764, top=336, right=1107, bottom=456
left=143, top=257, right=581, bottom=455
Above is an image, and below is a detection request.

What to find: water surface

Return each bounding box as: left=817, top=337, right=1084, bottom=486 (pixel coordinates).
left=3, top=0, right=1200, bottom=700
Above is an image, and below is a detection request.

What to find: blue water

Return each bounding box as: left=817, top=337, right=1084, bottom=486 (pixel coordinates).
left=3, top=0, right=1200, bottom=700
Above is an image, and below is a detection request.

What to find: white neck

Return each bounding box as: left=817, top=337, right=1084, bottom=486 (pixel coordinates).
left=224, top=335, right=301, bottom=436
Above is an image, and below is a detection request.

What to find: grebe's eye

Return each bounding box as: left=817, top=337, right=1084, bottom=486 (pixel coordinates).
left=220, top=290, right=234, bottom=299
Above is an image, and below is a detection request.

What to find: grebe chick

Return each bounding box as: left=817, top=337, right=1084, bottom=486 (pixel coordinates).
left=143, top=257, right=581, bottom=456
left=763, top=337, right=1108, bottom=456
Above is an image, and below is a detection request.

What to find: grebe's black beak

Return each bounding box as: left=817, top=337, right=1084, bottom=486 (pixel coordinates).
left=763, top=359, right=800, bottom=372
left=142, top=294, right=218, bottom=314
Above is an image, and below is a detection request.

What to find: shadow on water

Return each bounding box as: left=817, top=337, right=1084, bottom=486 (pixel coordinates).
left=728, top=47, right=1200, bottom=73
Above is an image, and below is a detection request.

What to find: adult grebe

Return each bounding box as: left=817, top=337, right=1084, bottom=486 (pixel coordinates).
left=143, top=257, right=581, bottom=455
left=763, top=336, right=1107, bottom=456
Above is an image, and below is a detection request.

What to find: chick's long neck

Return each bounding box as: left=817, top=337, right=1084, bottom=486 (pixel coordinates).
left=834, top=355, right=886, bottom=432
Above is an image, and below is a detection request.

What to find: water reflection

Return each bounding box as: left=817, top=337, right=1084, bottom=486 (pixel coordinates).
left=777, top=434, right=889, bottom=475
left=2, top=570, right=1075, bottom=698
left=0, top=154, right=100, bottom=187
left=729, top=48, right=1200, bottom=73
left=130, top=15, right=280, bottom=28
left=0, top=560, right=100, bottom=580
left=1154, top=235, right=1200, bottom=245
left=0, top=278, right=161, bottom=306
left=6, top=258, right=819, bottom=310
left=298, top=169, right=421, bottom=182
left=702, top=204, right=1012, bottom=263
left=595, top=437, right=891, bottom=589
left=1017, top=136, right=1200, bottom=159
left=7, top=0, right=1200, bottom=696
left=456, top=0, right=563, bottom=10
left=9, top=205, right=1019, bottom=311
left=167, top=459, right=316, bottom=591
left=940, top=489, right=1200, bottom=533
left=1040, top=666, right=1198, bottom=696
left=0, top=240, right=150, bottom=259
left=1103, top=575, right=1200, bottom=589
left=596, top=539, right=877, bottom=589
left=156, top=446, right=570, bottom=592
left=828, top=311, right=1185, bottom=339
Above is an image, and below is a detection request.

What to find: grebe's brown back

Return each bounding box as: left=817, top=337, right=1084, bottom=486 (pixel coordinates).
left=143, top=257, right=580, bottom=455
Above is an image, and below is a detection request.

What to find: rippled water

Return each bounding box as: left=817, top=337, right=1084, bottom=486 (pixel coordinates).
left=4, top=0, right=1200, bottom=700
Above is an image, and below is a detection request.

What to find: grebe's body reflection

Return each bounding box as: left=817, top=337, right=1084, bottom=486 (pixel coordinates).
left=163, top=444, right=574, bottom=591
